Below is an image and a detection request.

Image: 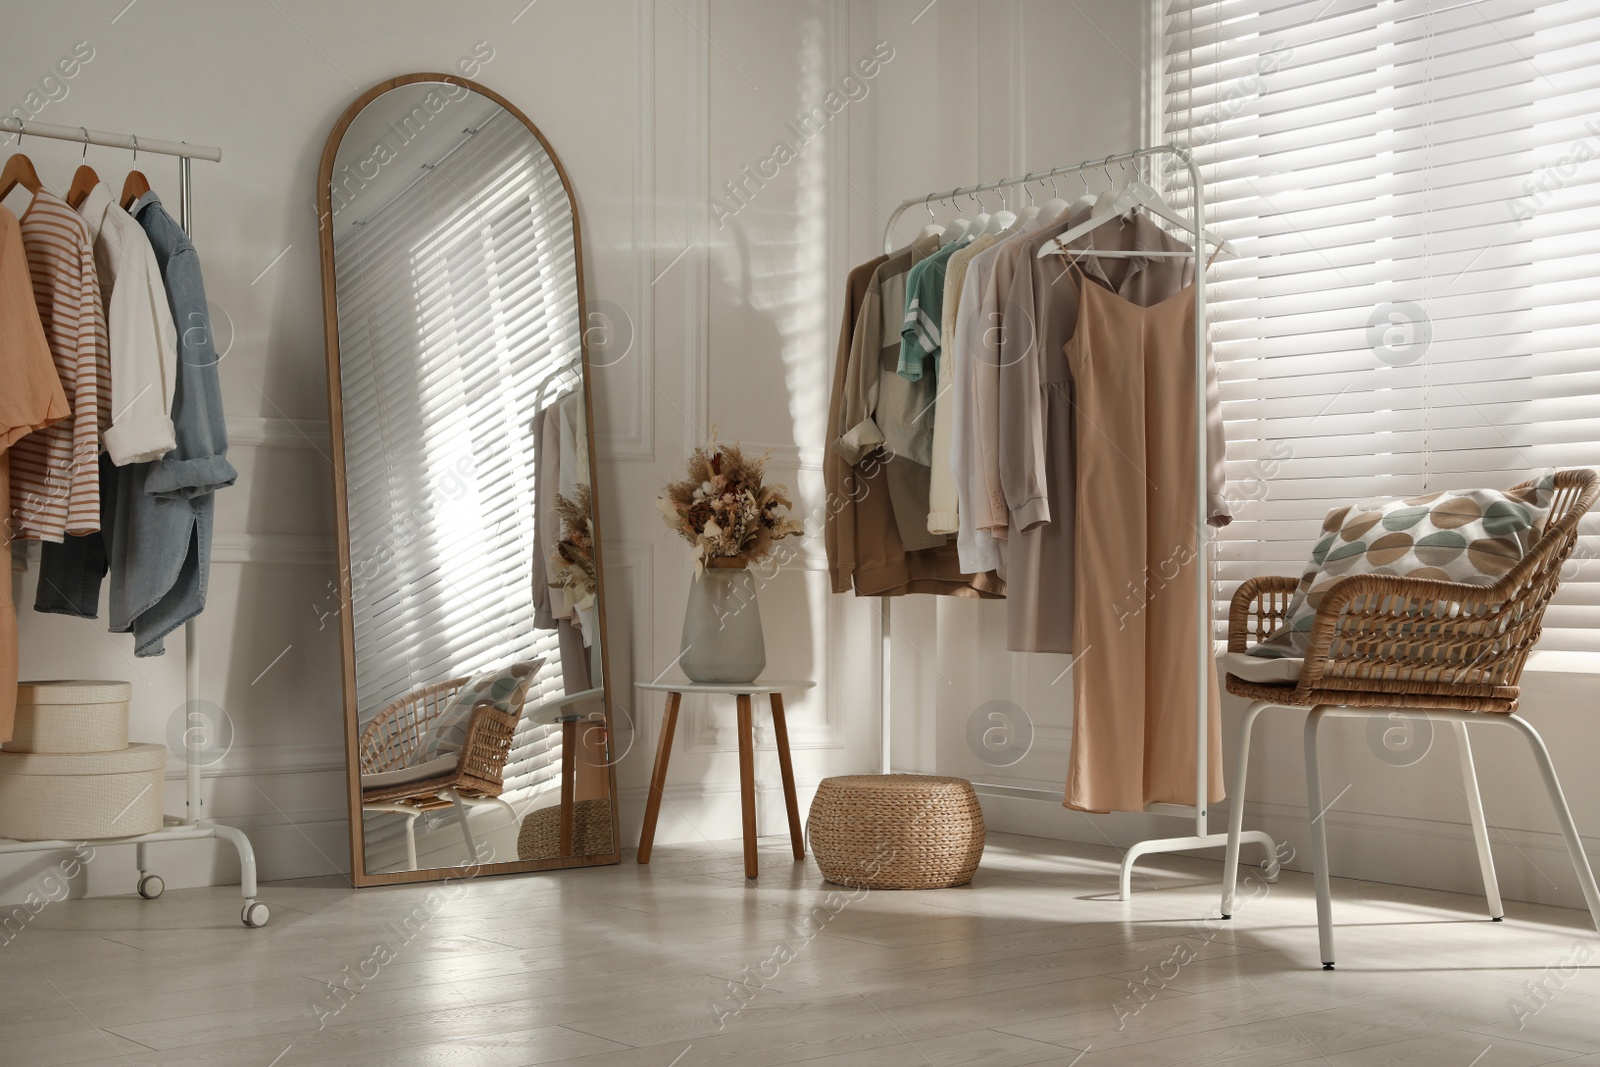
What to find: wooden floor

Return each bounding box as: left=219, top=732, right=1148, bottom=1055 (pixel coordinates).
left=3, top=832, right=1599, bottom=1066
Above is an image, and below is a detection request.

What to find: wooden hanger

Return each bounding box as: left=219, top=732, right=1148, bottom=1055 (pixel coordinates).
left=0, top=152, right=42, bottom=201
left=120, top=133, right=150, bottom=211
left=66, top=128, right=99, bottom=209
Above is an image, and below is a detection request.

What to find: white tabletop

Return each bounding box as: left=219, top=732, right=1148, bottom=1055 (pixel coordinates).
left=636, top=680, right=816, bottom=695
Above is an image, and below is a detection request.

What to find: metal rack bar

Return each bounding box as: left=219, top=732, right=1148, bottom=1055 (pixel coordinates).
left=879, top=144, right=1278, bottom=899
left=1, top=122, right=264, bottom=925
left=2, top=117, right=221, bottom=162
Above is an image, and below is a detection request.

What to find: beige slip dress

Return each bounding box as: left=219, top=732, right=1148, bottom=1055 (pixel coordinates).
left=1063, top=268, right=1225, bottom=813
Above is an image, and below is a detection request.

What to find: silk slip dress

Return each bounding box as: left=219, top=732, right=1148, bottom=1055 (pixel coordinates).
left=1063, top=270, right=1225, bottom=814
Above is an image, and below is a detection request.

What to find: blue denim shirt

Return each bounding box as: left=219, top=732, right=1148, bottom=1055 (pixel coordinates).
left=107, top=193, right=236, bottom=655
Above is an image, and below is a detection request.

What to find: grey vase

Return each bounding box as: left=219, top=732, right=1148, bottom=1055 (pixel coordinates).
left=679, top=562, right=766, bottom=684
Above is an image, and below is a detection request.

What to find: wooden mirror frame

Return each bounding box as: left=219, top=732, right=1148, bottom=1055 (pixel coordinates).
left=316, top=73, right=620, bottom=887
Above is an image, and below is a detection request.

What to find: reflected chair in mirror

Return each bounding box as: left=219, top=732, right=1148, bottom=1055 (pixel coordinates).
left=358, top=677, right=519, bottom=871
left=1220, top=468, right=1600, bottom=969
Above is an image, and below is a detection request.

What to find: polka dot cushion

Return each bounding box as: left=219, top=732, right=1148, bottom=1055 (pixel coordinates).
left=1248, top=476, right=1556, bottom=661
left=423, top=659, right=542, bottom=760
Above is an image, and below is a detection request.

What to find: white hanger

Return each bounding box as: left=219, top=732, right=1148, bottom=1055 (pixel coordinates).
left=989, top=185, right=1018, bottom=235
left=1039, top=157, right=1230, bottom=259
left=944, top=213, right=972, bottom=243
left=1018, top=172, right=1041, bottom=224
left=916, top=194, right=945, bottom=242
left=1037, top=172, right=1070, bottom=225
left=964, top=189, right=992, bottom=239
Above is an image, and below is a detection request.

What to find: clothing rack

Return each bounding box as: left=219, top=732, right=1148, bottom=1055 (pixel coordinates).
left=1, top=118, right=267, bottom=927
left=877, top=144, right=1278, bottom=900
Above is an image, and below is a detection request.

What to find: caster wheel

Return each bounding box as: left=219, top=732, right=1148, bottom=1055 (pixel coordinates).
left=242, top=901, right=270, bottom=928
left=136, top=874, right=164, bottom=900
left=1322, top=962, right=1335, bottom=970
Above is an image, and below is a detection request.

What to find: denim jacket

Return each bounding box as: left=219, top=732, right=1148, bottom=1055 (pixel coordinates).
left=106, top=193, right=236, bottom=655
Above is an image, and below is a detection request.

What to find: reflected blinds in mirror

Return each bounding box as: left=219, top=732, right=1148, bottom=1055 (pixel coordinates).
left=334, top=108, right=581, bottom=796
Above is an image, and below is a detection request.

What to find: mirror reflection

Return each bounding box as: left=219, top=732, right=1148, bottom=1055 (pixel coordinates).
left=323, top=79, right=616, bottom=880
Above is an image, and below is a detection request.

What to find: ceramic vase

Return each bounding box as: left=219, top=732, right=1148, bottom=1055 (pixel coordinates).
left=679, top=559, right=766, bottom=684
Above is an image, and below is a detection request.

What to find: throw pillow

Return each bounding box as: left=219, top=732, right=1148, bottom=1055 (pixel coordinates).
left=1247, top=476, right=1555, bottom=661
left=422, top=659, right=542, bottom=761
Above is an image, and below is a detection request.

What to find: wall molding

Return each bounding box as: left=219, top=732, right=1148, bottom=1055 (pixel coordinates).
left=211, top=532, right=335, bottom=566
left=229, top=413, right=330, bottom=450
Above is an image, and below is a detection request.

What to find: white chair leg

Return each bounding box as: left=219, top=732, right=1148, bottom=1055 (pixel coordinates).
left=1304, top=706, right=1336, bottom=969
left=1508, top=714, right=1600, bottom=935
left=1452, top=719, right=1503, bottom=920
left=1223, top=700, right=1272, bottom=918
left=448, top=790, right=481, bottom=862
left=402, top=811, right=420, bottom=872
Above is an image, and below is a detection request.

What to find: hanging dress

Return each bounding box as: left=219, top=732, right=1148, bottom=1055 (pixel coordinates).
left=1063, top=270, right=1225, bottom=813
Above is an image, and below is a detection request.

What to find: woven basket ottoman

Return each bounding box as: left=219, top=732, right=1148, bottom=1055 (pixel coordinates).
left=518, top=798, right=615, bottom=860
left=807, top=774, right=985, bottom=889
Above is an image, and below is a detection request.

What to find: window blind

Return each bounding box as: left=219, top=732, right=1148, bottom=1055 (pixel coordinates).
left=335, top=107, right=584, bottom=809
left=1161, top=0, right=1600, bottom=652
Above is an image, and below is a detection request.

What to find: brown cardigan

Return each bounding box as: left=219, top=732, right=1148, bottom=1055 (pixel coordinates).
left=824, top=249, right=1002, bottom=599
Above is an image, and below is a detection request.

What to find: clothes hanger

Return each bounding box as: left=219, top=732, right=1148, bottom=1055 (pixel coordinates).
left=66, top=127, right=100, bottom=209
left=916, top=194, right=944, bottom=242
left=1018, top=172, right=1041, bottom=224
left=121, top=135, right=151, bottom=211
left=1039, top=157, right=1230, bottom=259
left=942, top=195, right=972, bottom=243
left=0, top=121, right=43, bottom=200
left=989, top=184, right=1018, bottom=235
left=1039, top=172, right=1071, bottom=225
left=965, top=189, right=992, bottom=239
left=1070, top=163, right=1098, bottom=218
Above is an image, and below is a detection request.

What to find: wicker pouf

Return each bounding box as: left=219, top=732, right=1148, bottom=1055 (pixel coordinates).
left=518, top=798, right=615, bottom=860
left=807, top=774, right=985, bottom=889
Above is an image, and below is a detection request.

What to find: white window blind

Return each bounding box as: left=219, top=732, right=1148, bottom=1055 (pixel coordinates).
left=335, top=107, right=584, bottom=806
left=1161, top=0, right=1600, bottom=652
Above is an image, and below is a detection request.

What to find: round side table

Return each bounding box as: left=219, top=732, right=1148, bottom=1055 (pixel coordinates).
left=635, top=680, right=815, bottom=879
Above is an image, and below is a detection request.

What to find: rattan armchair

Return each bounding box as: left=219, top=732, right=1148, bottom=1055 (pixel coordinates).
left=1220, top=469, right=1600, bottom=968
left=358, top=677, right=521, bottom=871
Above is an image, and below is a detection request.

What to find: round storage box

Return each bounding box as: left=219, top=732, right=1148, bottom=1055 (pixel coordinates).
left=807, top=774, right=985, bottom=890
left=0, top=743, right=165, bottom=840
left=11, top=680, right=132, bottom=754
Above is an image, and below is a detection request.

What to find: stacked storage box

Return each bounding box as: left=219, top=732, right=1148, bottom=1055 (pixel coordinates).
left=0, top=681, right=165, bottom=840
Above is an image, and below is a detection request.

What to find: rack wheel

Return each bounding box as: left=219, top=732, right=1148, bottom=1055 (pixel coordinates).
left=136, top=874, right=164, bottom=900
left=242, top=901, right=270, bottom=928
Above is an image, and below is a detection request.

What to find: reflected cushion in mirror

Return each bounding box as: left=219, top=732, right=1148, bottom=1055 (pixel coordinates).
left=424, top=659, right=542, bottom=761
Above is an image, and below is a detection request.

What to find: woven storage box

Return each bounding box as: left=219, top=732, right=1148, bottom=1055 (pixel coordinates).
left=518, top=798, right=615, bottom=860
left=808, top=774, right=985, bottom=890
left=10, top=680, right=132, bottom=754
left=0, top=743, right=164, bottom=840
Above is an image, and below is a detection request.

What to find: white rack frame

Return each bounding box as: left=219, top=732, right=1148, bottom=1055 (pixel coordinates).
left=877, top=143, right=1278, bottom=900
left=2, top=117, right=266, bottom=927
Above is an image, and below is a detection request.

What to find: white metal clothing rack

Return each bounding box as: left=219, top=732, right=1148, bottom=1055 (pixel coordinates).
left=876, top=144, right=1278, bottom=900
left=2, top=117, right=267, bottom=928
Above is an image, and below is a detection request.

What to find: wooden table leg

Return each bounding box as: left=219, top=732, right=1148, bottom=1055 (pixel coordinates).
left=769, top=693, right=804, bottom=860
left=737, top=694, right=758, bottom=879
left=559, top=720, right=577, bottom=856
left=636, top=691, right=681, bottom=864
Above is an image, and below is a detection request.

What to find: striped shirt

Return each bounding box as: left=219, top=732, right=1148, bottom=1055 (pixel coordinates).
left=9, top=190, right=110, bottom=541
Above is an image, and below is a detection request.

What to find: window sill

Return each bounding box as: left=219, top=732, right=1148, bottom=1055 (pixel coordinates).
left=1523, top=650, right=1600, bottom=677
